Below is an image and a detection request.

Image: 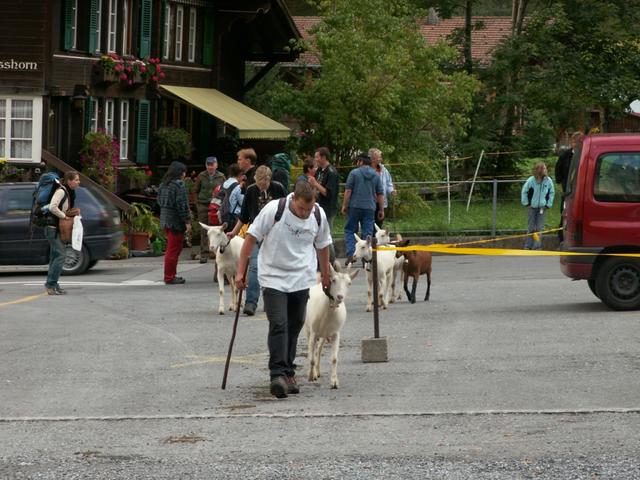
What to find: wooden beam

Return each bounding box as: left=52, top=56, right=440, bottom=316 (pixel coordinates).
left=41, top=149, right=132, bottom=212
left=243, top=60, right=277, bottom=93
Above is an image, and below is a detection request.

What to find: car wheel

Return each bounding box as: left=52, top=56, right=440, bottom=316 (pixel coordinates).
left=587, top=278, right=599, bottom=298
left=62, top=244, right=90, bottom=275
left=594, top=258, right=640, bottom=311
left=87, top=260, right=98, bottom=270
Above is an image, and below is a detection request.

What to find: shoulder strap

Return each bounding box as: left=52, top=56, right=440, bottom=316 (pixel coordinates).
left=274, top=196, right=321, bottom=227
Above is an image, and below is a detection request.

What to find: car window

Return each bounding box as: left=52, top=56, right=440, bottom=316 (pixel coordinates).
left=594, top=152, right=640, bottom=203
left=6, top=189, right=33, bottom=215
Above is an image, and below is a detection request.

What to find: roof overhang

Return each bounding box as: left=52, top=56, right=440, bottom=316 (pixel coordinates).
left=160, top=85, right=290, bottom=140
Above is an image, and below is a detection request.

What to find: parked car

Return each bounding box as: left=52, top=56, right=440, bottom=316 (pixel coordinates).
left=560, top=134, right=640, bottom=310
left=0, top=182, right=123, bottom=275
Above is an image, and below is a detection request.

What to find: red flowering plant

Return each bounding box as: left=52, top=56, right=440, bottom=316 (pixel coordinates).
left=98, top=54, right=164, bottom=86
left=79, top=130, right=120, bottom=192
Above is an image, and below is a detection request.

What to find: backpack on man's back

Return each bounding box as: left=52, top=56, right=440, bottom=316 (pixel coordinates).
left=216, top=180, right=240, bottom=228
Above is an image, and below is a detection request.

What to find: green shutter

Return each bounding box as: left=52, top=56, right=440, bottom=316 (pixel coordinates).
left=63, top=0, right=74, bottom=50
left=139, top=0, right=152, bottom=58
left=160, top=0, right=167, bottom=57
left=88, top=0, right=98, bottom=53
left=202, top=10, right=214, bottom=66
left=136, top=100, right=150, bottom=165
left=84, top=97, right=94, bottom=133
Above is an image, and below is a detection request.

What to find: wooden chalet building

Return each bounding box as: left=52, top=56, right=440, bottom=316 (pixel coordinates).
left=0, top=0, right=300, bottom=178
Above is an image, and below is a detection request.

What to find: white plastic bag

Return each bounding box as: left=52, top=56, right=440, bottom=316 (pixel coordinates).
left=71, top=215, right=83, bottom=251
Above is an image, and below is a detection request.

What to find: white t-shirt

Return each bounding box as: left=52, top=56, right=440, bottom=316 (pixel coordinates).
left=247, top=194, right=333, bottom=293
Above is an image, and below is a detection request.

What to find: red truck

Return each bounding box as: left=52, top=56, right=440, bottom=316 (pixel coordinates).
left=560, top=134, right=640, bottom=310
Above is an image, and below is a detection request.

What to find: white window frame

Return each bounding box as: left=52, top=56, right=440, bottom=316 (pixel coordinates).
left=188, top=7, right=197, bottom=62
left=175, top=5, right=183, bottom=61
left=119, top=100, right=129, bottom=160
left=95, top=0, right=102, bottom=52
left=71, top=0, right=78, bottom=49
left=107, top=0, right=118, bottom=53
left=105, top=99, right=115, bottom=135
left=122, top=0, right=129, bottom=54
left=89, top=98, right=99, bottom=133
left=0, top=96, right=43, bottom=164
left=162, top=3, right=172, bottom=59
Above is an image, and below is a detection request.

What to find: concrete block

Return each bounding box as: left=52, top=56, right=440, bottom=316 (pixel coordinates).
left=361, top=336, right=389, bottom=363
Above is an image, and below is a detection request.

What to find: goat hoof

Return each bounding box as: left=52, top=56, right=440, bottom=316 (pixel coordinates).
left=218, top=310, right=225, bottom=315
left=330, top=383, right=338, bottom=389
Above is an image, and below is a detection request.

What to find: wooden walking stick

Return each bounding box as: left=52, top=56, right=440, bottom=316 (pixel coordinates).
left=221, top=264, right=248, bottom=390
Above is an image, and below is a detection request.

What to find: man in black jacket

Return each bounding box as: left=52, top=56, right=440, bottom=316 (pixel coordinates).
left=312, top=147, right=339, bottom=263
left=228, top=165, right=287, bottom=315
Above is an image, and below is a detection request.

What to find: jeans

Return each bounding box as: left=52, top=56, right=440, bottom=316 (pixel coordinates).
left=164, top=228, right=185, bottom=282
left=245, top=242, right=261, bottom=308
left=326, top=212, right=337, bottom=264
left=45, top=226, right=65, bottom=288
left=263, top=288, right=309, bottom=379
left=344, top=207, right=375, bottom=258
left=524, top=207, right=545, bottom=250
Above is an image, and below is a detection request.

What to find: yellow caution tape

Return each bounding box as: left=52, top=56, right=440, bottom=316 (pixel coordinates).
left=376, top=244, right=640, bottom=258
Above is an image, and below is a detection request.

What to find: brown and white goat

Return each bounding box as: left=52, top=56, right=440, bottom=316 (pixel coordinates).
left=395, top=238, right=432, bottom=304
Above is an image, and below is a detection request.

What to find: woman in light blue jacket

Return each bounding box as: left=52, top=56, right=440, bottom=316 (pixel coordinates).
left=521, top=162, right=555, bottom=249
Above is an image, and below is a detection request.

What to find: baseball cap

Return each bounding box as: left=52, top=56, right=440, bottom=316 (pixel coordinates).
left=206, top=156, right=218, bottom=165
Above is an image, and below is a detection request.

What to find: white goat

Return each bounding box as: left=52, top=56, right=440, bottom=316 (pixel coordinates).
left=199, top=223, right=244, bottom=314
left=353, top=233, right=396, bottom=311
left=374, top=226, right=403, bottom=303
left=304, top=264, right=359, bottom=389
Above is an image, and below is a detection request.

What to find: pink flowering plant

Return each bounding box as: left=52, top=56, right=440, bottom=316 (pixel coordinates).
left=98, top=53, right=165, bottom=86
left=79, top=130, right=120, bottom=192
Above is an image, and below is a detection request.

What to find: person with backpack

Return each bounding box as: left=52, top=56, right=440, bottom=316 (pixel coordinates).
left=217, top=163, right=245, bottom=232
left=235, top=180, right=332, bottom=398
left=194, top=156, right=225, bottom=263
left=268, top=152, right=291, bottom=192
left=521, top=162, right=555, bottom=250
left=157, top=161, right=192, bottom=284
left=42, top=170, right=81, bottom=295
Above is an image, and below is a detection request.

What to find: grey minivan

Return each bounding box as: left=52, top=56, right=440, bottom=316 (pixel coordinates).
left=0, top=182, right=123, bottom=274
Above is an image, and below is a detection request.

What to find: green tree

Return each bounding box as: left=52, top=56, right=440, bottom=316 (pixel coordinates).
left=251, top=0, right=479, bottom=179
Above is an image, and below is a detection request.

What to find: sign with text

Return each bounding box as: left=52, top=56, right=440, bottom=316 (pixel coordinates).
left=0, top=59, right=39, bottom=71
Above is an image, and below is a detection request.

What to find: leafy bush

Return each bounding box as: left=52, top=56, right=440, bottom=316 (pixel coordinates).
left=152, top=127, right=192, bottom=163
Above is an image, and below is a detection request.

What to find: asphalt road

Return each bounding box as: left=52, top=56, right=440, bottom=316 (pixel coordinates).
left=1, top=252, right=639, bottom=479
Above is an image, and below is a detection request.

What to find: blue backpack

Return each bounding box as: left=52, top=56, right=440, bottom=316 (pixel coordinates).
left=31, top=172, right=65, bottom=227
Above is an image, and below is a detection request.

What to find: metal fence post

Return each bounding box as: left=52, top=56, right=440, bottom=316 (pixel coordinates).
left=491, top=179, right=498, bottom=236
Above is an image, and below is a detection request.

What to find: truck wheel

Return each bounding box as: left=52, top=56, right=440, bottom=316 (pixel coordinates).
left=594, top=258, right=640, bottom=310
left=587, top=278, right=599, bottom=298
left=62, top=244, right=90, bottom=275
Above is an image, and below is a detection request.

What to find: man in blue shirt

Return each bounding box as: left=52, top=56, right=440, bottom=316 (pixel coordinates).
left=341, top=153, right=384, bottom=265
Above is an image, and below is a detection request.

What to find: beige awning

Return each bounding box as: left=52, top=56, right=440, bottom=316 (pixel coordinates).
left=160, top=85, right=291, bottom=140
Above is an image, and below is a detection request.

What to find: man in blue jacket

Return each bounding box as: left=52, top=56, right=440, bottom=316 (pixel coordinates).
left=341, top=153, right=384, bottom=264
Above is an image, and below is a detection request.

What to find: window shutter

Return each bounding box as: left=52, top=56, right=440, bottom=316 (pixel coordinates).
left=160, top=0, right=167, bottom=55
left=202, top=10, right=214, bottom=67
left=136, top=100, right=150, bottom=164
left=84, top=97, right=94, bottom=133
left=139, top=0, right=152, bottom=58
left=63, top=0, right=74, bottom=50
left=88, top=0, right=98, bottom=52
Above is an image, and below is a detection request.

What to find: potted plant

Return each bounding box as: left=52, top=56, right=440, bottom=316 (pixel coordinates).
left=118, top=167, right=149, bottom=193
left=123, top=202, right=160, bottom=251
left=152, top=127, right=192, bottom=164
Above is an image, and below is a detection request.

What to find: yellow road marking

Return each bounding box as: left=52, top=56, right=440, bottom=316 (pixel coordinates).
left=0, top=293, right=46, bottom=308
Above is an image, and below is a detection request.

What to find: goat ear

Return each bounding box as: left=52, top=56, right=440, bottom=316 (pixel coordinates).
left=199, top=222, right=210, bottom=231
left=374, top=224, right=381, bottom=233
left=221, top=222, right=228, bottom=230
left=353, top=233, right=362, bottom=243
left=395, top=233, right=403, bottom=241
left=332, top=260, right=342, bottom=273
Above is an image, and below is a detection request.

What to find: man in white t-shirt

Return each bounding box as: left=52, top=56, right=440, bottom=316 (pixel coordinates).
left=235, top=181, right=332, bottom=398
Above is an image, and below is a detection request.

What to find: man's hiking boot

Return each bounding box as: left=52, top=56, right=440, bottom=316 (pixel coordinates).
left=270, top=376, right=288, bottom=398
left=46, top=287, right=63, bottom=296
left=243, top=303, right=256, bottom=316
left=286, top=376, right=299, bottom=394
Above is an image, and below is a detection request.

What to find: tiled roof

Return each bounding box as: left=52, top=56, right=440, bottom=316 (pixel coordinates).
left=419, top=16, right=513, bottom=65
left=288, top=15, right=513, bottom=67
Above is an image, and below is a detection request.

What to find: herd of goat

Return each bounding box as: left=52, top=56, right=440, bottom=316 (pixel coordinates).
left=200, top=222, right=432, bottom=390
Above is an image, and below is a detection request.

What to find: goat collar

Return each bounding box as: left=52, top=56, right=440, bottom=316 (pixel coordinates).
left=219, top=237, right=231, bottom=253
